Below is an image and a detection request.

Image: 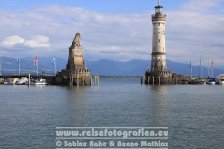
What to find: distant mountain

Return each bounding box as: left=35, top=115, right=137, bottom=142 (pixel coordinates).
left=166, top=60, right=223, bottom=77
left=0, top=56, right=223, bottom=77
left=87, top=59, right=224, bottom=77
left=86, top=59, right=148, bottom=76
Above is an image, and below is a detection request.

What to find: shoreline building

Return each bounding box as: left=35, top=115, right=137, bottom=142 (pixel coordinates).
left=145, top=1, right=174, bottom=84
left=55, top=33, right=91, bottom=86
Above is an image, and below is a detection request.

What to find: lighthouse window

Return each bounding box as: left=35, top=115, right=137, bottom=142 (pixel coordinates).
left=158, top=39, right=160, bottom=43
left=158, top=23, right=160, bottom=26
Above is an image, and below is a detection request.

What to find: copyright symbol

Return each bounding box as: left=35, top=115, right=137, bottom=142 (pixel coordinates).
left=56, top=141, right=62, bottom=147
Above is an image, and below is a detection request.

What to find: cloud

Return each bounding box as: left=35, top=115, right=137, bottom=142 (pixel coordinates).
left=1, top=35, right=50, bottom=49
left=181, top=0, right=221, bottom=11
left=2, top=35, right=25, bottom=47
left=0, top=0, right=224, bottom=67
left=24, top=35, right=50, bottom=48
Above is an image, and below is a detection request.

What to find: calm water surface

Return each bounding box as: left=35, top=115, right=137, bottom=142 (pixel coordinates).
left=0, top=78, right=224, bottom=148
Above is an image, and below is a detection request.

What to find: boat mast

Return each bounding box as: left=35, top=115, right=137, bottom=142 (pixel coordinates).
left=211, top=59, right=214, bottom=78
left=199, top=57, right=202, bottom=78
left=0, top=57, right=2, bottom=75
left=207, top=57, right=210, bottom=78
left=190, top=60, right=192, bottom=79
left=54, top=58, right=56, bottom=76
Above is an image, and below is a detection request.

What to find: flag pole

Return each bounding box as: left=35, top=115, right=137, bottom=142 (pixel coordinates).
left=211, top=60, right=214, bottom=78
left=18, top=59, right=21, bottom=76
left=51, top=47, right=57, bottom=76
left=34, top=56, right=39, bottom=76
left=52, top=55, right=56, bottom=76
left=37, top=62, right=38, bottom=76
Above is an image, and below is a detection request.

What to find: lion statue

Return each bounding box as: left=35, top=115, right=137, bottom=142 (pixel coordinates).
left=72, top=32, right=81, bottom=46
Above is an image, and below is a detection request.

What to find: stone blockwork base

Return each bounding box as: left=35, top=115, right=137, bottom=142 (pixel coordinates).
left=144, top=70, right=184, bottom=85
left=55, top=69, right=91, bottom=86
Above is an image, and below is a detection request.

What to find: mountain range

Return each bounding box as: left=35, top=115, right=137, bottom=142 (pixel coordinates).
left=0, top=56, right=223, bottom=77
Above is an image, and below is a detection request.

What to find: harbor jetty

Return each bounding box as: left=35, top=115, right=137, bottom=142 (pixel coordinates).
left=0, top=75, right=53, bottom=85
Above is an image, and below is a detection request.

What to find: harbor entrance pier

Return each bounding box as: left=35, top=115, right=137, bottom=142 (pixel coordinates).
left=55, top=33, right=91, bottom=86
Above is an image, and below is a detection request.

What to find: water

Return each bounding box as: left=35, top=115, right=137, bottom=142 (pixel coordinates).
left=0, top=78, right=224, bottom=148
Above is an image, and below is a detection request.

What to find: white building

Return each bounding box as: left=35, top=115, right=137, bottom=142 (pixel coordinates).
left=151, top=1, right=167, bottom=72
left=145, top=0, right=174, bottom=84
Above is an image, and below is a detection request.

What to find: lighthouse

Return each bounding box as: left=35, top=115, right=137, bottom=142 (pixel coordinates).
left=151, top=0, right=167, bottom=72
left=145, top=0, right=173, bottom=84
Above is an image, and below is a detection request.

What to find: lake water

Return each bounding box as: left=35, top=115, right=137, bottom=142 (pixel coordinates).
left=0, top=78, right=224, bottom=148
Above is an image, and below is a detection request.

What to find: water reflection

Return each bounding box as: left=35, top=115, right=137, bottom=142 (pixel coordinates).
left=146, top=85, right=169, bottom=126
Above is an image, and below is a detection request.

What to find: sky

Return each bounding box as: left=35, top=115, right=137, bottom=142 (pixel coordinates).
left=0, top=0, right=224, bottom=68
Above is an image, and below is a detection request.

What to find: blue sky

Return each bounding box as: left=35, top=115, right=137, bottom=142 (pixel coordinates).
left=0, top=0, right=224, bottom=67
left=0, top=0, right=184, bottom=12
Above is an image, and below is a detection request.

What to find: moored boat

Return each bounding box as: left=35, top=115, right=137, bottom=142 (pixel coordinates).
left=33, top=78, right=48, bottom=85
left=207, top=78, right=217, bottom=85
left=216, top=74, right=224, bottom=85
left=16, top=77, right=28, bottom=85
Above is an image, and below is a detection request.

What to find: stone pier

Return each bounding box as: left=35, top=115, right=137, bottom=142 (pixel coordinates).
left=55, top=32, right=91, bottom=86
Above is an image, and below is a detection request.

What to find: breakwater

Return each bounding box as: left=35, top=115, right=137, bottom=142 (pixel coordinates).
left=0, top=75, right=221, bottom=85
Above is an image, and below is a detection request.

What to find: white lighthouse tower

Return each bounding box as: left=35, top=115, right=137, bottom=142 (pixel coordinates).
left=145, top=0, right=173, bottom=84
left=151, top=0, right=167, bottom=72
